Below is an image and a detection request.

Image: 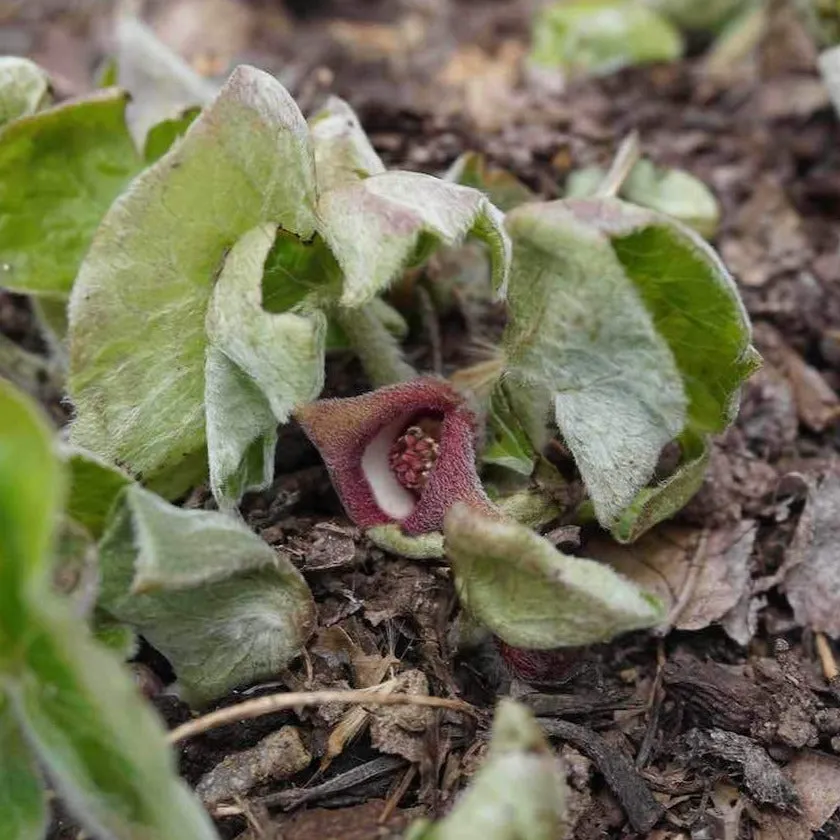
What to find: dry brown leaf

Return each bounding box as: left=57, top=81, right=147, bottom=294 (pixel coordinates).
left=783, top=475, right=840, bottom=638
left=591, top=522, right=756, bottom=640
left=369, top=670, right=433, bottom=764
left=756, top=751, right=840, bottom=840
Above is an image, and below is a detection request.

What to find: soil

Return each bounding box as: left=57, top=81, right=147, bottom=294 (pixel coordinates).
left=5, top=0, right=840, bottom=838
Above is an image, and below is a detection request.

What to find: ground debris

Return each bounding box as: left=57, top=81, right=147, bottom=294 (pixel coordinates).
left=664, top=653, right=819, bottom=750
left=539, top=718, right=663, bottom=832
left=234, top=798, right=419, bottom=840
left=782, top=474, right=840, bottom=638
left=680, top=727, right=800, bottom=811
left=196, top=725, right=311, bottom=807
left=755, top=751, right=840, bottom=840
left=592, top=521, right=757, bottom=643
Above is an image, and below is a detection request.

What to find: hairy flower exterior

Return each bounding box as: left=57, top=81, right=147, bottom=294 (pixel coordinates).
left=295, top=378, right=496, bottom=534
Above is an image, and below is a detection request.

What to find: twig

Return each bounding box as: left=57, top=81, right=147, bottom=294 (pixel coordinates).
left=168, top=689, right=479, bottom=743
left=657, top=529, right=708, bottom=636
left=539, top=718, right=663, bottom=832
left=635, top=640, right=666, bottom=769
left=815, top=631, right=839, bottom=682
left=593, top=131, right=641, bottom=199
left=379, top=764, right=417, bottom=824
left=212, top=755, right=407, bottom=817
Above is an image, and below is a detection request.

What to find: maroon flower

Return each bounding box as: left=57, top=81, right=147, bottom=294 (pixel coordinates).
left=295, top=377, right=497, bottom=534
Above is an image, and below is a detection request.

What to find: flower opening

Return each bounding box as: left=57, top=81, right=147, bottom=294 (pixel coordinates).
left=295, top=378, right=496, bottom=534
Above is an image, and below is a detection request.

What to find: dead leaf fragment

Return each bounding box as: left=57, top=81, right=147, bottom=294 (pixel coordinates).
left=592, top=522, right=756, bottom=640
left=756, top=751, right=840, bottom=840
left=783, top=475, right=840, bottom=638
left=370, top=670, right=433, bottom=764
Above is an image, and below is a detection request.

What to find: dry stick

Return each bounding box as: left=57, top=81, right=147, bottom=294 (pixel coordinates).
left=539, top=719, right=663, bottom=833
left=378, top=764, right=417, bottom=824
left=657, top=529, right=708, bottom=637
left=212, top=755, right=408, bottom=817
left=815, top=631, right=839, bottom=682
left=168, top=689, right=480, bottom=744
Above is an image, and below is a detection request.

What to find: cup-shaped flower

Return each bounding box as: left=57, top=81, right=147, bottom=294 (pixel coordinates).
left=295, top=377, right=496, bottom=534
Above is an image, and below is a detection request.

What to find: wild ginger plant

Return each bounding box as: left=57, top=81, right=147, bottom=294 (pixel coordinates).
left=0, top=44, right=759, bottom=838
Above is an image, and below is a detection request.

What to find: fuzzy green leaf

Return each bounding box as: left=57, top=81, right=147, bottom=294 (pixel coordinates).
left=446, top=503, right=664, bottom=648
left=611, top=431, right=710, bottom=543
left=0, top=57, right=50, bottom=125
left=0, top=379, right=63, bottom=626
left=98, top=485, right=314, bottom=705
left=205, top=224, right=326, bottom=508
left=502, top=198, right=757, bottom=526
left=68, top=66, right=318, bottom=485
left=319, top=171, right=511, bottom=307
left=406, top=700, right=568, bottom=840
left=0, top=89, right=141, bottom=298
left=0, top=380, right=218, bottom=840
left=531, top=0, right=683, bottom=76
left=10, top=608, right=218, bottom=840
left=61, top=445, right=132, bottom=539
left=309, top=96, right=385, bottom=193
left=0, top=700, right=46, bottom=840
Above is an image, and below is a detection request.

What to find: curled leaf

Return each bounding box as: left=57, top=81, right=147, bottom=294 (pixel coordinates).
left=501, top=198, right=758, bottom=527
left=68, top=65, right=318, bottom=487
left=318, top=171, right=511, bottom=307
left=446, top=502, right=664, bottom=648
left=205, top=224, right=326, bottom=509
left=98, top=485, right=315, bottom=705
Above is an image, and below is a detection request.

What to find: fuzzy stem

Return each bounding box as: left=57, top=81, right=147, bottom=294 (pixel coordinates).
left=334, top=302, right=418, bottom=387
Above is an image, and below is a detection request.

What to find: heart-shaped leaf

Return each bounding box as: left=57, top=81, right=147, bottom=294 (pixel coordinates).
left=68, top=66, right=318, bottom=489
left=502, top=198, right=758, bottom=527
left=446, top=503, right=663, bottom=648
left=0, top=89, right=141, bottom=298
left=319, top=170, right=511, bottom=307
